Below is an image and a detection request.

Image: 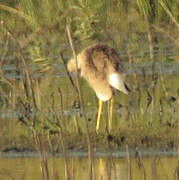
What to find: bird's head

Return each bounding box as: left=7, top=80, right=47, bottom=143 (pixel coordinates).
left=67, top=58, right=80, bottom=73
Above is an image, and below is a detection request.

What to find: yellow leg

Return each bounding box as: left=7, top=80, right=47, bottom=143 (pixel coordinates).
left=96, top=99, right=103, bottom=132
left=109, top=98, right=114, bottom=132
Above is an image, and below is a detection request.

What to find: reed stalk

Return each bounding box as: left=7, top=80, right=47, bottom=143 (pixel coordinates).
left=66, top=25, right=94, bottom=180
left=150, top=157, right=159, bottom=180
left=0, top=32, right=9, bottom=69
left=46, top=131, right=60, bottom=180
left=0, top=3, right=30, bottom=21
left=60, top=53, right=81, bottom=133
left=53, top=108, right=71, bottom=180
left=49, top=90, right=71, bottom=180
left=33, top=130, right=50, bottom=180
left=2, top=21, right=52, bottom=180
left=0, top=24, right=13, bottom=88
left=2, top=23, right=32, bottom=101
left=159, top=0, right=179, bottom=29
left=152, top=25, right=179, bottom=47
left=136, top=149, right=146, bottom=180
left=126, top=145, right=132, bottom=180
left=175, top=161, right=179, bottom=180
left=146, top=17, right=155, bottom=65
left=60, top=53, right=78, bottom=94
left=127, top=45, right=137, bottom=88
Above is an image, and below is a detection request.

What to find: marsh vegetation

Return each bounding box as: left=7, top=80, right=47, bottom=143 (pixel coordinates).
left=0, top=0, right=179, bottom=179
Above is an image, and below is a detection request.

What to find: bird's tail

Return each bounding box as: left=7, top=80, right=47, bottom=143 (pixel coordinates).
left=124, top=83, right=131, bottom=94
left=108, top=73, right=130, bottom=94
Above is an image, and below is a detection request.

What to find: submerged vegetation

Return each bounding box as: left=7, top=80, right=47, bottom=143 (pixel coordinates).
left=0, top=0, right=179, bottom=179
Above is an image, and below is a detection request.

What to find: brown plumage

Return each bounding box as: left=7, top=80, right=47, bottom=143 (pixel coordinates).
left=67, top=44, right=129, bottom=131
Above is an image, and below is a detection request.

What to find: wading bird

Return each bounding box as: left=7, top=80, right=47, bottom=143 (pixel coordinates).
left=67, top=44, right=129, bottom=132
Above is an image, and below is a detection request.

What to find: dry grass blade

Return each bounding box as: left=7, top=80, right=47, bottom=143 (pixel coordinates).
left=0, top=32, right=9, bottom=69
left=159, top=1, right=179, bottom=29
left=60, top=52, right=78, bottom=94
left=0, top=3, right=31, bottom=21
left=66, top=25, right=94, bottom=180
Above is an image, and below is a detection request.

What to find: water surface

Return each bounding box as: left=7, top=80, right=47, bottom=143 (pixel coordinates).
left=0, top=155, right=178, bottom=180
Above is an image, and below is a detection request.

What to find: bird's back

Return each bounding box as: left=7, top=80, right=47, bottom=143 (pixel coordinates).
left=81, top=44, right=124, bottom=76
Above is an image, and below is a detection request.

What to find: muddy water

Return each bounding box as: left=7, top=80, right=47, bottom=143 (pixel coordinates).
left=0, top=155, right=178, bottom=180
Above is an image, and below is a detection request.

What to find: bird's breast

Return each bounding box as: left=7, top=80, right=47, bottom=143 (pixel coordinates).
left=86, top=75, right=112, bottom=101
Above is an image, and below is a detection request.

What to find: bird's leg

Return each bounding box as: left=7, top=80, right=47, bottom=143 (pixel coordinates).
left=96, top=99, right=103, bottom=132
left=109, top=97, right=114, bottom=132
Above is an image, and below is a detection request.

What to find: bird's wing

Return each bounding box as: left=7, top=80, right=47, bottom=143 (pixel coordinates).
left=108, top=73, right=129, bottom=94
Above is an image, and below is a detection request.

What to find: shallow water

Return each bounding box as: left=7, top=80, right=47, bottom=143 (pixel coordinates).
left=0, top=154, right=178, bottom=180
